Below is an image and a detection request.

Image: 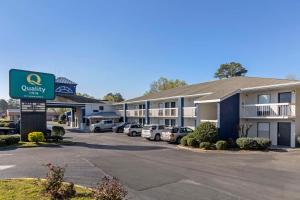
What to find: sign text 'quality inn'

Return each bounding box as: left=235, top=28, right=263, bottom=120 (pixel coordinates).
left=9, top=69, right=55, bottom=100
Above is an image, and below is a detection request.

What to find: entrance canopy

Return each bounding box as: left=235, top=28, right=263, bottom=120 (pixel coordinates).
left=46, top=95, right=104, bottom=108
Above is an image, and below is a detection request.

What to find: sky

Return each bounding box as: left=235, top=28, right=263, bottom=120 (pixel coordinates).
left=0, top=0, right=300, bottom=100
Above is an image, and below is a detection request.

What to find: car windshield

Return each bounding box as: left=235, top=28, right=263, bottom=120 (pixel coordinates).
left=125, top=124, right=131, bottom=128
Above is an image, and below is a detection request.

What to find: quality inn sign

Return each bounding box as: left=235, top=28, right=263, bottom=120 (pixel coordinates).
left=9, top=69, right=55, bottom=100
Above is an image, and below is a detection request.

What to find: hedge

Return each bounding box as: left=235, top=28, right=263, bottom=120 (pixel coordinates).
left=187, top=137, right=199, bottom=148
left=28, top=132, right=45, bottom=143
left=199, top=142, right=211, bottom=150
left=236, top=137, right=271, bottom=150
left=52, top=126, right=65, bottom=137
left=180, top=136, right=189, bottom=146
left=0, top=135, right=20, bottom=146
left=216, top=140, right=227, bottom=150
left=192, top=122, right=218, bottom=143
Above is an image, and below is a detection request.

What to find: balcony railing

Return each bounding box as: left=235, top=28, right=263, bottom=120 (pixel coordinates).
left=241, top=103, right=296, bottom=118
left=149, top=108, right=178, bottom=117
left=183, top=107, right=197, bottom=118
left=116, top=109, right=125, bottom=116
left=126, top=109, right=145, bottom=117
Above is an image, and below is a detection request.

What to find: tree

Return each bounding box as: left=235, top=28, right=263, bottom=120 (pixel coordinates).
left=145, top=77, right=187, bottom=95
left=285, top=74, right=298, bottom=80
left=7, top=99, right=19, bottom=109
left=76, top=92, right=95, bottom=99
left=0, top=99, right=8, bottom=112
left=214, top=62, right=248, bottom=79
left=103, top=93, right=124, bottom=102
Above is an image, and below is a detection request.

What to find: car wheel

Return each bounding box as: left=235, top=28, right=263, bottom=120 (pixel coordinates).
left=132, top=131, right=137, bottom=137
left=176, top=137, right=182, bottom=144
left=154, top=134, right=161, bottom=141
left=94, top=127, right=101, bottom=133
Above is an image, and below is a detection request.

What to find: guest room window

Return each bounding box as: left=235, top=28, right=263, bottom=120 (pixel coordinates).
left=257, top=122, right=270, bottom=138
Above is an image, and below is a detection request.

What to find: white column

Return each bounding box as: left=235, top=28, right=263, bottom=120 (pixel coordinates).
left=291, top=121, right=296, bottom=148
left=217, top=102, right=221, bottom=128
left=195, top=103, right=201, bottom=127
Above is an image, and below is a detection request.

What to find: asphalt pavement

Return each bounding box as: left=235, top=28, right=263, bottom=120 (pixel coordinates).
left=1, top=131, right=300, bottom=200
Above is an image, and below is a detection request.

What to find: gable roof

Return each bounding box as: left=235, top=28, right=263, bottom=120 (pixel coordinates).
left=55, top=77, right=77, bottom=85
left=124, top=77, right=300, bottom=103
left=49, top=95, right=105, bottom=104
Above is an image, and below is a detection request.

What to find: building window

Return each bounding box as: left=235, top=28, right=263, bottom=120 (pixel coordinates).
left=165, top=119, right=170, bottom=126
left=258, top=94, right=271, bottom=104
left=257, top=122, right=270, bottom=138
left=99, top=106, right=104, bottom=111
left=93, top=110, right=98, bottom=113
left=171, top=119, right=176, bottom=126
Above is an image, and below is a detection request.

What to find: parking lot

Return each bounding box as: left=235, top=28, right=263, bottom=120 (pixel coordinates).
left=1, top=131, right=300, bottom=200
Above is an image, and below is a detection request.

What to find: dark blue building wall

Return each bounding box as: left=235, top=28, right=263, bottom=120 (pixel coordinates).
left=219, top=93, right=240, bottom=140
left=55, top=83, right=77, bottom=95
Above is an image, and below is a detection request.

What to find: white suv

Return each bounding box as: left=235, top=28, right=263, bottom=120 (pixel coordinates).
left=90, top=120, right=114, bottom=132
left=124, top=124, right=143, bottom=136
left=142, top=124, right=165, bottom=141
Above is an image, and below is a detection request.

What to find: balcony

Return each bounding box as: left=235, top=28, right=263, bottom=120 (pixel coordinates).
left=116, top=109, right=125, bottom=116
left=183, top=107, right=197, bottom=118
left=149, top=108, right=178, bottom=117
left=241, top=103, right=296, bottom=119
left=126, top=109, right=145, bottom=117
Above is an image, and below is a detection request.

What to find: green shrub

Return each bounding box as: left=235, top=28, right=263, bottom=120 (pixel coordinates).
left=0, top=139, right=6, bottom=146
left=180, top=136, right=189, bottom=146
left=227, top=138, right=237, bottom=149
left=255, top=138, right=271, bottom=150
left=199, top=142, right=211, bottom=150
left=216, top=140, right=228, bottom=150
left=28, top=132, right=45, bottom=143
left=192, top=122, right=218, bottom=143
left=236, top=137, right=271, bottom=150
left=52, top=126, right=65, bottom=137
left=187, top=137, right=199, bottom=148
left=0, top=135, right=20, bottom=146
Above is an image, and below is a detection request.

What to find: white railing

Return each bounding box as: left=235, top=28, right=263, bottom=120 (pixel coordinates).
left=126, top=109, right=145, bottom=117
left=116, top=109, right=125, bottom=116
left=149, top=108, right=178, bottom=117
left=183, top=107, right=197, bottom=118
left=241, top=103, right=296, bottom=118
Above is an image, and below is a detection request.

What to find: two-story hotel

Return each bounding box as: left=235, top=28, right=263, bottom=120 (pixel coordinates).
left=113, top=77, right=300, bottom=147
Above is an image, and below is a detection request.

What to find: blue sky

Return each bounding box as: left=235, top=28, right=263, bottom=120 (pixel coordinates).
left=0, top=0, right=300, bottom=100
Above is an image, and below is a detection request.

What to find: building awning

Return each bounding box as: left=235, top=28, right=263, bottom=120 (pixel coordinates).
left=85, top=112, right=121, bottom=119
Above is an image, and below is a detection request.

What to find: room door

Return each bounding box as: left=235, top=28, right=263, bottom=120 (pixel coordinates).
left=277, top=122, right=291, bottom=146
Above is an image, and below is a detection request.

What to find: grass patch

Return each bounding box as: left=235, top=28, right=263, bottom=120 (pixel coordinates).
left=0, top=179, right=93, bottom=200
left=0, top=140, right=74, bottom=149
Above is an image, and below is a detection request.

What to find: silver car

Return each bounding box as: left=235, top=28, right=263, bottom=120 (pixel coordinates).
left=124, top=124, right=143, bottom=136
left=142, top=124, right=165, bottom=141
left=161, top=127, right=194, bottom=144
left=90, top=120, right=115, bottom=132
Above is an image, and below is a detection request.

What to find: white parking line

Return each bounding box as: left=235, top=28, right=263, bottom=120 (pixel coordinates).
left=0, top=165, right=15, bottom=171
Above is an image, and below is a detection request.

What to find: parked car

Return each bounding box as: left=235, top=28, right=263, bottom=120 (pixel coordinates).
left=141, top=124, right=165, bottom=141
left=90, top=120, right=115, bottom=132
left=161, top=127, right=194, bottom=144
left=112, top=122, right=129, bottom=133
left=124, top=124, right=143, bottom=136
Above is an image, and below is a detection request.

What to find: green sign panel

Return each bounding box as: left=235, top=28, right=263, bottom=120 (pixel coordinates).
left=9, top=69, right=55, bottom=100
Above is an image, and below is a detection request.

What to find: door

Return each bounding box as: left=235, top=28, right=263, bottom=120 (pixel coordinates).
left=277, top=122, right=291, bottom=146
